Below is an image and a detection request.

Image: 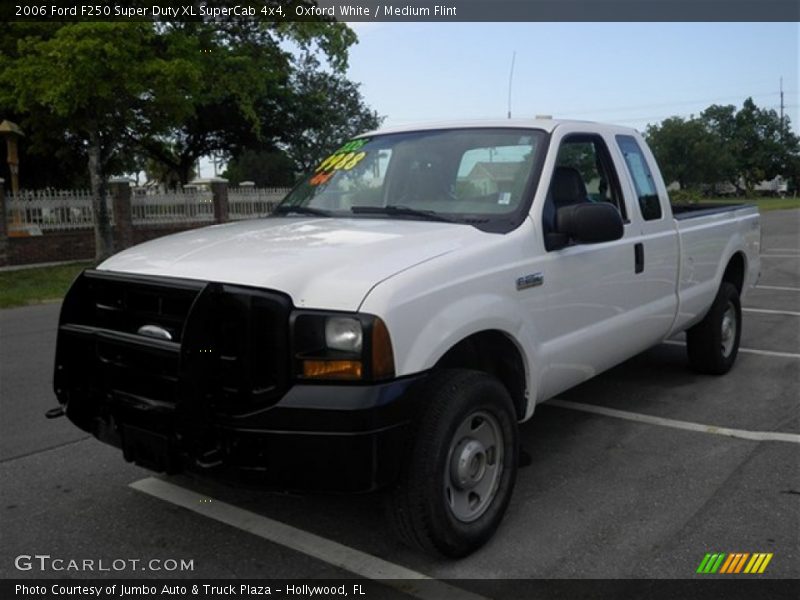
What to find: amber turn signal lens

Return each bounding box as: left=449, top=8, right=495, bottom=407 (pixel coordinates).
left=302, top=360, right=362, bottom=380
left=371, top=318, right=395, bottom=379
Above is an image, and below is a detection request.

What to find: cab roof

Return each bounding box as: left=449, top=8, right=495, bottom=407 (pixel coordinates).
left=359, top=118, right=639, bottom=137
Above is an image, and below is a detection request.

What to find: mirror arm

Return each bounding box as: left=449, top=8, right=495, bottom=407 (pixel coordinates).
left=544, top=232, right=570, bottom=251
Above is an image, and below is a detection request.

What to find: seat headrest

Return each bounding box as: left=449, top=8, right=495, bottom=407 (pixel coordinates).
left=551, top=166, right=588, bottom=207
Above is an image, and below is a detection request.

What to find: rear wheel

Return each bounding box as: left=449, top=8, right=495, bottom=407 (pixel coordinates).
left=386, top=369, right=518, bottom=558
left=686, top=282, right=742, bottom=374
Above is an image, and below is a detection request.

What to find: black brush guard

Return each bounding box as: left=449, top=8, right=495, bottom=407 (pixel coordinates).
left=52, top=270, right=418, bottom=492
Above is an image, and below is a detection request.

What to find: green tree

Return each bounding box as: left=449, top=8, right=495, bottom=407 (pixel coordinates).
left=734, top=97, right=798, bottom=191
left=785, top=154, right=800, bottom=195
left=133, top=20, right=356, bottom=185
left=646, top=117, right=720, bottom=189
left=699, top=104, right=739, bottom=190
left=0, top=23, right=198, bottom=259
left=0, top=25, right=106, bottom=190
left=0, top=110, right=90, bottom=190
left=648, top=99, right=800, bottom=195
left=0, top=19, right=358, bottom=259
left=279, top=54, right=382, bottom=174
left=223, top=149, right=297, bottom=187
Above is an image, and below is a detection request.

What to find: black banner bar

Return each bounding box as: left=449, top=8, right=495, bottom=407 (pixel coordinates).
left=4, top=0, right=800, bottom=22
left=3, top=579, right=800, bottom=600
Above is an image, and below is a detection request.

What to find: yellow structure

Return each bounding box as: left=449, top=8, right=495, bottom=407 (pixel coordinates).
left=0, top=119, right=24, bottom=194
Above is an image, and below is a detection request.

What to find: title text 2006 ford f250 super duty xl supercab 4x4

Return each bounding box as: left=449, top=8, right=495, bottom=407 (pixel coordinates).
left=50, top=120, right=760, bottom=557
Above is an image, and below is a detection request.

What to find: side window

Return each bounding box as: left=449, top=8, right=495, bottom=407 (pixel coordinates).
left=553, top=137, right=626, bottom=218
left=616, top=135, right=662, bottom=220
left=542, top=135, right=626, bottom=241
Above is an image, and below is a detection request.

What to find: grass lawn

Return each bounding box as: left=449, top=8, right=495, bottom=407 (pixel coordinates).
left=0, top=261, right=91, bottom=309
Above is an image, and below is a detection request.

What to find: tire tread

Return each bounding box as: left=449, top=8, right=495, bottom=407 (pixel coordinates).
left=686, top=282, right=741, bottom=375
left=385, top=369, right=517, bottom=557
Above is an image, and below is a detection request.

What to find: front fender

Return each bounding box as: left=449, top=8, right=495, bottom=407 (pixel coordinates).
left=379, top=292, right=543, bottom=421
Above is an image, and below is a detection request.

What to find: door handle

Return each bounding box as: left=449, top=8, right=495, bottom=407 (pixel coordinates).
left=634, top=243, right=644, bottom=274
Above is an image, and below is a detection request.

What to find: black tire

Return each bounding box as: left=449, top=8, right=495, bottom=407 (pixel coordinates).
left=386, top=369, right=518, bottom=558
left=686, top=282, right=742, bottom=374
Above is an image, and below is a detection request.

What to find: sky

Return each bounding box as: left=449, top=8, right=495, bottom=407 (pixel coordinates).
left=200, top=22, right=798, bottom=178
left=344, top=22, right=799, bottom=133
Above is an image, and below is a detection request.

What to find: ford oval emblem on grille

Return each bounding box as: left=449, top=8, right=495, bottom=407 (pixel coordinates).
left=137, top=324, right=173, bottom=341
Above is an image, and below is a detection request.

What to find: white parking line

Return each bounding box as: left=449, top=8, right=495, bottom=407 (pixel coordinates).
left=548, top=399, right=800, bottom=444
left=662, top=339, right=800, bottom=359
left=130, top=478, right=488, bottom=600
left=743, top=307, right=800, bottom=317
left=755, top=285, right=800, bottom=292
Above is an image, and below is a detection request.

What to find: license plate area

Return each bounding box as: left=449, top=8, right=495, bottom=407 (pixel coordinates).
left=122, top=425, right=179, bottom=473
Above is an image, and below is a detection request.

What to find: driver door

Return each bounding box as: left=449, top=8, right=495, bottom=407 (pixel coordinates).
left=530, top=128, right=659, bottom=400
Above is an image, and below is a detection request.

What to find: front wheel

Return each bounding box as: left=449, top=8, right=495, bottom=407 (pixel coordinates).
left=386, top=369, right=519, bottom=558
left=686, top=282, right=742, bottom=374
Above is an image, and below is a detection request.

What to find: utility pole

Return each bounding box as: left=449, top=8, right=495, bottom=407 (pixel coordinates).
left=779, top=76, right=785, bottom=138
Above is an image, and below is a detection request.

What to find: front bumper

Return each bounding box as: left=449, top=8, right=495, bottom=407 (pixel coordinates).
left=70, top=376, right=424, bottom=493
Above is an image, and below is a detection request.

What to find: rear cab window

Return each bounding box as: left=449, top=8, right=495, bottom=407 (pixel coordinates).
left=616, top=135, right=662, bottom=221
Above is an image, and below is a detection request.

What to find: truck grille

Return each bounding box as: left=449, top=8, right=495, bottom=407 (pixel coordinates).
left=54, top=270, right=292, bottom=429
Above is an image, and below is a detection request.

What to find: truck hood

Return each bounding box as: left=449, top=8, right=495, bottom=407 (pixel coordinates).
left=98, top=217, right=484, bottom=311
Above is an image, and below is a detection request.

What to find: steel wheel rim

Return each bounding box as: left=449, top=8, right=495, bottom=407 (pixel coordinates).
left=444, top=410, right=504, bottom=523
left=721, top=302, right=737, bottom=358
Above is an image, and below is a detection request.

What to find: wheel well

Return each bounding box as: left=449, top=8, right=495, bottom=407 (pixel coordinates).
left=722, top=252, right=745, bottom=294
left=434, top=330, right=527, bottom=419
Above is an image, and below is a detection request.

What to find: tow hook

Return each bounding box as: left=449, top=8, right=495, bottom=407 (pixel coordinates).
left=195, top=446, right=224, bottom=468
left=45, top=406, right=65, bottom=419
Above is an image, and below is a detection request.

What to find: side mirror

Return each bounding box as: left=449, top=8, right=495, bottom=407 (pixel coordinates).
left=554, top=203, right=624, bottom=246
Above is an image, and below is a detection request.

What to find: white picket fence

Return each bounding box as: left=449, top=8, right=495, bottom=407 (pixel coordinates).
left=131, top=190, right=215, bottom=225
left=228, top=187, right=287, bottom=220
left=5, top=189, right=104, bottom=232
left=5, top=187, right=290, bottom=232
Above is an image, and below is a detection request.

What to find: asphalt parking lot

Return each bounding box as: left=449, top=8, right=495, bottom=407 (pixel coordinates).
left=1, top=209, right=797, bottom=593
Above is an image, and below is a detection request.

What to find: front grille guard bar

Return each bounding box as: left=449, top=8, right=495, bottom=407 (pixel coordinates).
left=53, top=270, right=292, bottom=464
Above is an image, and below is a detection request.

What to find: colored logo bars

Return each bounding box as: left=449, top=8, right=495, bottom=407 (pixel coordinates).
left=696, top=553, right=773, bottom=574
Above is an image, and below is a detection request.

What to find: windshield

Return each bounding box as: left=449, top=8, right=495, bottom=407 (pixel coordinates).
left=278, top=128, right=546, bottom=227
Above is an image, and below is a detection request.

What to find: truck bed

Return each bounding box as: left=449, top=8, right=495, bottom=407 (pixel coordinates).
left=671, top=202, right=752, bottom=220
left=668, top=201, right=760, bottom=336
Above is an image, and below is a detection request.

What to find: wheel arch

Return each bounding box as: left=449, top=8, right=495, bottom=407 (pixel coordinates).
left=722, top=251, right=746, bottom=295
left=433, top=329, right=529, bottom=421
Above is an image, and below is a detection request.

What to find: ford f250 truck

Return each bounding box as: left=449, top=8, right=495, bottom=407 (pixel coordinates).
left=51, top=120, right=760, bottom=557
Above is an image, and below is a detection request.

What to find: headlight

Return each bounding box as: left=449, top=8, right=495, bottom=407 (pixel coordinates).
left=291, top=312, right=394, bottom=381
left=325, top=317, right=363, bottom=353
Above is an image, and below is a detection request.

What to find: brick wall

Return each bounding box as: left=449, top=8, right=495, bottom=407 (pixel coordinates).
left=1, top=178, right=240, bottom=267
left=7, top=223, right=207, bottom=266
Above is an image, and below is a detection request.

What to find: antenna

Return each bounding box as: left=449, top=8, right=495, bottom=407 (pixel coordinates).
left=507, top=51, right=516, bottom=119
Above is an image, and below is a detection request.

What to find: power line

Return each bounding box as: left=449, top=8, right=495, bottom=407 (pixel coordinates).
left=385, top=95, right=800, bottom=130
left=558, top=91, right=786, bottom=118
left=623, top=102, right=799, bottom=121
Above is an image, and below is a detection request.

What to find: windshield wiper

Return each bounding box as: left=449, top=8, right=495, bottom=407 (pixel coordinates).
left=273, top=205, right=332, bottom=217
left=351, top=205, right=459, bottom=223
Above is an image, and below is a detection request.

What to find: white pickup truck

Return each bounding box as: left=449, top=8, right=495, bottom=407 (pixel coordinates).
left=52, top=120, right=760, bottom=557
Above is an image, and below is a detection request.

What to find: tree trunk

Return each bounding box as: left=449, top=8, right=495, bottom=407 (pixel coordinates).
left=87, top=128, right=114, bottom=262
left=179, top=157, right=195, bottom=186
